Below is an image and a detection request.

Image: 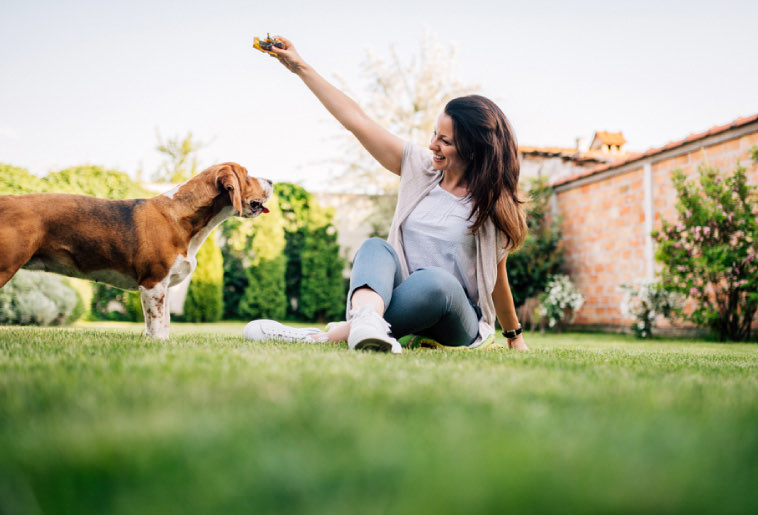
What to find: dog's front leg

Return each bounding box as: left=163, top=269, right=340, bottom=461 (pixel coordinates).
left=139, top=281, right=171, bottom=339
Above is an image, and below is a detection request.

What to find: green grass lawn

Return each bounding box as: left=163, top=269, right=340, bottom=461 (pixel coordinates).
left=1, top=322, right=756, bottom=514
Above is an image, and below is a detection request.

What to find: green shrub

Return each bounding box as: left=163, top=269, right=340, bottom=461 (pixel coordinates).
left=0, top=271, right=79, bottom=326
left=299, top=223, right=346, bottom=322
left=538, top=274, right=585, bottom=331
left=221, top=249, right=249, bottom=320
left=90, top=284, right=127, bottom=321
left=125, top=291, right=144, bottom=322
left=275, top=183, right=311, bottom=318
left=620, top=279, right=684, bottom=339
left=239, top=254, right=287, bottom=320
left=0, top=163, right=46, bottom=195
left=652, top=153, right=757, bottom=341
left=183, top=234, right=224, bottom=322
left=64, top=278, right=92, bottom=324
left=43, top=165, right=151, bottom=198
left=224, top=196, right=287, bottom=320
left=275, top=182, right=346, bottom=321
left=507, top=176, right=565, bottom=307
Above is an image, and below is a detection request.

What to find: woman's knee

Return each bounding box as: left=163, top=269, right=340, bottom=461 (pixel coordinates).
left=356, top=237, right=394, bottom=256
left=410, top=267, right=463, bottom=300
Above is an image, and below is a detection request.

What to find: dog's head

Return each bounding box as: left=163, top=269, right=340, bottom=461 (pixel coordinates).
left=212, top=162, right=272, bottom=218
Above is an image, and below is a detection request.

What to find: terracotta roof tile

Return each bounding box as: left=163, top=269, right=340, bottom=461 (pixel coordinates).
left=551, top=113, right=758, bottom=187
left=593, top=131, right=627, bottom=146
left=518, top=145, right=627, bottom=163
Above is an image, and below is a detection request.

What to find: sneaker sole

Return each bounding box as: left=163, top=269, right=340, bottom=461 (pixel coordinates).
left=353, top=337, right=394, bottom=353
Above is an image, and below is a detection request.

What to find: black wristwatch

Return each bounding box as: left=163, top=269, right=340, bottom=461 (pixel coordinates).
left=502, top=324, right=523, bottom=339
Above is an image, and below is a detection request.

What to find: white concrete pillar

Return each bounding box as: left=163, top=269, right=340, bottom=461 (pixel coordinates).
left=642, top=162, right=655, bottom=279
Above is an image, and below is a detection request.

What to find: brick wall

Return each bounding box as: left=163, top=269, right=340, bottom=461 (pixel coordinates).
left=552, top=118, right=758, bottom=329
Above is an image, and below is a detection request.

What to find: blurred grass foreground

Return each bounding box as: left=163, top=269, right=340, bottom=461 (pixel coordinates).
left=1, top=322, right=757, bottom=514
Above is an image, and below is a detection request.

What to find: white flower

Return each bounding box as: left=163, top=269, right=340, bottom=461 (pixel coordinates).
left=540, top=274, right=585, bottom=329
left=619, top=279, right=683, bottom=338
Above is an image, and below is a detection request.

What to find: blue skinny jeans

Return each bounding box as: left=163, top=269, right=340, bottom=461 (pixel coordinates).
left=348, top=238, right=480, bottom=347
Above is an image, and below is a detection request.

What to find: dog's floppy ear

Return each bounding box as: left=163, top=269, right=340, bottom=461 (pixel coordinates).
left=216, top=164, right=243, bottom=215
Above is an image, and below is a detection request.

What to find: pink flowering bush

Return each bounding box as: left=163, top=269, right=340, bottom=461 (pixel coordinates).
left=652, top=149, right=758, bottom=341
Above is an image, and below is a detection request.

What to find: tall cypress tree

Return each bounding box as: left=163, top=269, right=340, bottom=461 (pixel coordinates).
left=275, top=183, right=346, bottom=322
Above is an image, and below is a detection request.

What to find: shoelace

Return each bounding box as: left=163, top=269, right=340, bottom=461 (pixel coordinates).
left=266, top=325, right=321, bottom=341
left=350, top=306, right=392, bottom=334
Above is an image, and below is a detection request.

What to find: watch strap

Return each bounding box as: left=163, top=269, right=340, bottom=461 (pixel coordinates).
left=502, top=325, right=523, bottom=339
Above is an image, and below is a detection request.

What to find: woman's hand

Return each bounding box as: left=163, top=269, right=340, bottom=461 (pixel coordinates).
left=254, top=33, right=404, bottom=174
left=507, top=333, right=528, bottom=351
left=266, top=35, right=305, bottom=74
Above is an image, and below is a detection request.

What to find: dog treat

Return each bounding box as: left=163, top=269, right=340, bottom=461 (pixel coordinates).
left=253, top=34, right=284, bottom=56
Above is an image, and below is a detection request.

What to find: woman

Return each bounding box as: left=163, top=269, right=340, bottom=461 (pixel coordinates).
left=244, top=35, right=528, bottom=353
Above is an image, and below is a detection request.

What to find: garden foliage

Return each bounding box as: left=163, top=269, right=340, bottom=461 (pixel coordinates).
left=652, top=152, right=758, bottom=341
left=507, top=176, right=565, bottom=307
left=620, top=279, right=683, bottom=339
left=0, top=163, right=46, bottom=194
left=224, top=195, right=288, bottom=320
left=276, top=183, right=346, bottom=322
left=182, top=233, right=224, bottom=323
left=222, top=183, right=346, bottom=323
left=538, top=274, right=584, bottom=330
left=0, top=270, right=80, bottom=326
left=299, top=223, right=346, bottom=321
left=43, top=165, right=151, bottom=199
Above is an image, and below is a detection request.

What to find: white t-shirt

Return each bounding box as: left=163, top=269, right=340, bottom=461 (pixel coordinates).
left=401, top=184, right=479, bottom=301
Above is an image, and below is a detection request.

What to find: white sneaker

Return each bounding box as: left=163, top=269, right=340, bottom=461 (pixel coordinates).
left=243, top=320, right=328, bottom=343
left=347, top=306, right=402, bottom=354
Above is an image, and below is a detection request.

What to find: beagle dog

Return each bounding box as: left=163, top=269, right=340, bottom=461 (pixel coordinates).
left=0, top=162, right=272, bottom=339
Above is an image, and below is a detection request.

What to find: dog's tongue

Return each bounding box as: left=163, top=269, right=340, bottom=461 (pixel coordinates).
left=262, top=205, right=270, bottom=214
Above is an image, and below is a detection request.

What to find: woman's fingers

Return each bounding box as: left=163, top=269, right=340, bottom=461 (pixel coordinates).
left=507, top=334, right=529, bottom=351
left=272, top=35, right=291, bottom=48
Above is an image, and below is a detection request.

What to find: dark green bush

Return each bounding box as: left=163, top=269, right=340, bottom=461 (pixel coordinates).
left=238, top=254, right=288, bottom=320
left=507, top=176, right=565, bottom=307
left=223, top=196, right=287, bottom=320
left=275, top=183, right=346, bottom=321
left=299, top=224, right=346, bottom=322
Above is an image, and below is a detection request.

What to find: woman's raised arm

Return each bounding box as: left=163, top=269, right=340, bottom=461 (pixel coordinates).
left=264, top=35, right=405, bottom=175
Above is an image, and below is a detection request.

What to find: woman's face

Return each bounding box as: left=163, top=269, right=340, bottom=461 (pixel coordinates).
left=429, top=113, right=467, bottom=175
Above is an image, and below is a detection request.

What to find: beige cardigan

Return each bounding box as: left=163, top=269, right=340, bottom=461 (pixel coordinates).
left=386, top=143, right=509, bottom=347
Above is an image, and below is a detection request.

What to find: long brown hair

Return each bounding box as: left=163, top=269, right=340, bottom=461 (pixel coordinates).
left=444, top=95, right=527, bottom=250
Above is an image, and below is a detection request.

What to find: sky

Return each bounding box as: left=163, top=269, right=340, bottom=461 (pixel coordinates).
left=1, top=0, right=757, bottom=190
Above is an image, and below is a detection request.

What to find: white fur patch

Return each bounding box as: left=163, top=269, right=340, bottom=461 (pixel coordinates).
left=188, top=206, right=235, bottom=256
left=140, top=280, right=170, bottom=339
left=162, top=180, right=189, bottom=199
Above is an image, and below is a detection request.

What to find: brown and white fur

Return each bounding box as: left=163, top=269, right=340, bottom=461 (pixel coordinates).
left=0, top=162, right=272, bottom=339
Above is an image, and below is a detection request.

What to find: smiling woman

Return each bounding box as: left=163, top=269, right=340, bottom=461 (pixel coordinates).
left=243, top=35, right=528, bottom=353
